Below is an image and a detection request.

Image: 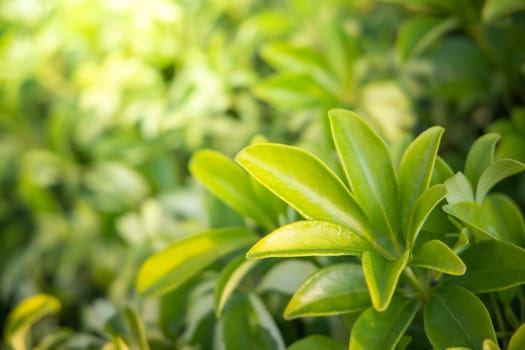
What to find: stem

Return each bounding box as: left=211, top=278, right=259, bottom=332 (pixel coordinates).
left=404, top=268, right=428, bottom=301
left=490, top=293, right=508, bottom=349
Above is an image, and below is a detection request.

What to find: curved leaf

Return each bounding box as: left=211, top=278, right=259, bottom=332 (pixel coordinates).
left=136, top=228, right=257, bottom=297
left=399, top=127, right=444, bottom=231
left=406, top=184, right=448, bottom=247
left=446, top=172, right=475, bottom=205
left=483, top=0, right=525, bottom=22
left=362, top=250, right=410, bottom=311
left=475, top=159, right=525, bottom=203
left=509, top=322, right=525, bottom=350
left=349, top=296, right=419, bottom=350
left=215, top=255, right=260, bottom=317
left=256, top=260, right=318, bottom=295
left=284, top=263, right=370, bottom=319
left=246, top=221, right=372, bottom=259
left=449, top=240, right=525, bottom=292
left=4, top=294, right=61, bottom=350
left=329, top=109, right=400, bottom=239
left=190, top=150, right=275, bottom=229
left=236, top=144, right=375, bottom=242
left=424, top=285, right=496, bottom=350
left=397, top=16, right=458, bottom=63
left=411, top=240, right=466, bottom=276
left=464, top=133, right=500, bottom=189
left=288, top=335, right=345, bottom=350
left=483, top=339, right=501, bottom=350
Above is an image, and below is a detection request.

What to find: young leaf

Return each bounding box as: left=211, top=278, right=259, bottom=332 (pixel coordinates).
left=410, top=240, right=466, bottom=276
left=349, top=296, right=419, bottom=350
left=236, top=144, right=375, bottom=242
left=256, top=260, right=318, bottom=295
left=362, top=250, right=410, bottom=311
left=215, top=255, right=260, bottom=317
left=397, top=16, right=458, bottom=63
left=464, top=133, right=500, bottom=189
left=288, top=335, right=345, bottom=350
left=475, top=159, right=525, bottom=203
left=482, top=194, right=525, bottom=246
left=509, top=322, right=525, bottom=350
left=284, top=263, right=370, bottom=319
left=406, top=184, right=447, bottom=247
left=424, top=285, right=496, bottom=350
left=483, top=339, right=501, bottom=350
left=4, top=294, right=61, bottom=350
left=246, top=221, right=373, bottom=259
left=329, top=109, right=400, bottom=238
left=190, top=150, right=275, bottom=229
left=445, top=172, right=475, bottom=204
left=482, top=0, right=525, bottom=22
left=449, top=240, right=525, bottom=293
left=398, top=127, right=444, bottom=231
left=136, top=228, right=257, bottom=296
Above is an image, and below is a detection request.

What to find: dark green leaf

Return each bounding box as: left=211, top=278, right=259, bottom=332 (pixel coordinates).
left=136, top=228, right=257, bottom=296
left=246, top=220, right=372, bottom=259
left=449, top=240, right=525, bottom=292
left=349, top=296, right=419, bottom=350
left=329, top=109, right=400, bottom=239
left=284, top=263, right=370, bottom=319
left=424, top=285, right=496, bottom=350
left=362, top=250, right=410, bottom=311
left=411, top=240, right=466, bottom=275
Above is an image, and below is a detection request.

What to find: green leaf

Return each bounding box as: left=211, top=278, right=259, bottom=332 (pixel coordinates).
left=410, top=240, right=466, bottom=275
left=424, top=285, right=496, bottom=350
left=362, top=250, right=410, bottom=311
left=509, top=323, right=525, bottom=350
left=190, top=150, right=275, bottom=229
left=288, top=335, right=346, bottom=350
left=215, top=293, right=285, bottom=350
left=482, top=0, right=525, bottom=22
left=246, top=221, right=373, bottom=259
left=431, top=156, right=454, bottom=186
left=483, top=339, right=501, bottom=350
left=464, top=133, right=500, bottom=189
left=236, top=144, right=375, bottom=243
left=349, top=296, right=419, bottom=350
left=443, top=202, right=496, bottom=241
left=215, top=255, right=260, bottom=317
left=449, top=240, right=525, bottom=292
left=397, top=16, right=458, bottom=63
left=256, top=260, right=318, bottom=295
left=329, top=109, right=400, bottom=239
left=124, top=306, right=150, bottom=350
left=284, top=263, right=370, bottom=319
left=136, top=228, right=257, bottom=297
left=406, top=184, right=448, bottom=247
left=399, top=127, right=444, bottom=231
left=4, top=294, right=61, bottom=350
left=475, top=159, right=525, bottom=203
left=446, top=172, right=475, bottom=204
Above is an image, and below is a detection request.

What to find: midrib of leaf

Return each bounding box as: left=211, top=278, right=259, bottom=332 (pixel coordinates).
left=435, top=294, right=477, bottom=347
left=382, top=300, right=416, bottom=346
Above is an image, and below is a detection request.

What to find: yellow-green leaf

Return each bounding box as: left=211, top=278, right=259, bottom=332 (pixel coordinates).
left=509, top=323, right=525, bottom=350
left=410, top=240, right=466, bottom=275
left=464, top=133, right=500, bottom=189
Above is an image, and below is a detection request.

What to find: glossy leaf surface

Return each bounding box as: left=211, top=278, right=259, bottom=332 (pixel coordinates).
left=4, top=294, right=61, bottom=350
left=424, top=286, right=496, bottom=350
left=284, top=263, right=370, bottom=319
left=190, top=150, right=275, bottom=228
left=349, top=296, right=419, bottom=350
left=246, top=221, right=372, bottom=259
left=288, top=335, right=345, bottom=350
left=410, top=240, right=466, bottom=275
left=136, top=228, right=257, bottom=296
left=450, top=240, right=525, bottom=292
left=398, top=127, right=444, bottom=230
left=329, top=109, right=400, bottom=238
left=406, top=184, right=447, bottom=246
left=362, top=250, right=410, bottom=311
left=236, top=144, right=374, bottom=241
left=464, top=133, right=500, bottom=189
left=475, top=159, right=525, bottom=203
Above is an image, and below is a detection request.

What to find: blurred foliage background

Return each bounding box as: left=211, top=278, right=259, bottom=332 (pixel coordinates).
left=1, top=0, right=524, bottom=348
